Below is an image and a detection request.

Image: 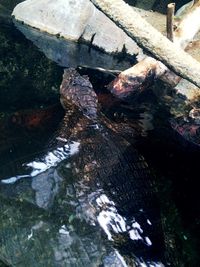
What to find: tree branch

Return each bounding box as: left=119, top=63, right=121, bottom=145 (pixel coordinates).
left=90, top=0, right=200, bottom=88
left=167, top=3, right=175, bottom=41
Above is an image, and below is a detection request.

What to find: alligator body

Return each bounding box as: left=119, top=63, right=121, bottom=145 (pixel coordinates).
left=0, top=69, right=167, bottom=266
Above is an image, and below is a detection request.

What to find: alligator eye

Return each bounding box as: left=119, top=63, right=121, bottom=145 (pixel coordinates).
left=71, top=81, right=76, bottom=85
left=82, top=107, right=88, bottom=113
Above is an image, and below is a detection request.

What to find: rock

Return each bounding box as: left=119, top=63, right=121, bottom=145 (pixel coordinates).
left=12, top=0, right=170, bottom=70
left=12, top=0, right=140, bottom=56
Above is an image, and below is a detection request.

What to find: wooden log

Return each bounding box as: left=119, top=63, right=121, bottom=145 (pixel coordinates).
left=105, top=0, right=200, bottom=98
left=107, top=57, right=165, bottom=99
left=90, top=0, right=200, bottom=88
left=167, top=3, right=175, bottom=42
left=161, top=0, right=200, bottom=88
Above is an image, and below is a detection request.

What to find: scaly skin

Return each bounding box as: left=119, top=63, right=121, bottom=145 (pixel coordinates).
left=60, top=68, right=98, bottom=121
left=0, top=68, right=168, bottom=266
left=59, top=68, right=166, bottom=265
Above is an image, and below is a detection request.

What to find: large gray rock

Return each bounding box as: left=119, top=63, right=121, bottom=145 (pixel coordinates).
left=12, top=0, right=140, bottom=55
left=12, top=0, right=172, bottom=70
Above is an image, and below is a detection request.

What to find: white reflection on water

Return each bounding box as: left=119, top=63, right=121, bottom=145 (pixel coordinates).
left=96, top=193, right=165, bottom=267
left=97, top=193, right=151, bottom=244
left=1, top=141, right=80, bottom=184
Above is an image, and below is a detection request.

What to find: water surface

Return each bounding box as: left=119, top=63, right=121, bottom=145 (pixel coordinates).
left=0, top=2, right=200, bottom=267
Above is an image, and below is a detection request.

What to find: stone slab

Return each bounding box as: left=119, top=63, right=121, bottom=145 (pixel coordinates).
left=12, top=0, right=140, bottom=55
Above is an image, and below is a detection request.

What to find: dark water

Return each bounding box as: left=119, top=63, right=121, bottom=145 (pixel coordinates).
left=0, top=2, right=200, bottom=267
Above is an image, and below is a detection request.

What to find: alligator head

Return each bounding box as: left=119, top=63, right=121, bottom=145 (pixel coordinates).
left=60, top=68, right=98, bottom=120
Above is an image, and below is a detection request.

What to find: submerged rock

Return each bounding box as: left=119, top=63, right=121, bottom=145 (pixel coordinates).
left=0, top=197, right=124, bottom=267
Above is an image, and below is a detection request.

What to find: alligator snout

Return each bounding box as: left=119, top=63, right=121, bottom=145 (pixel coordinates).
left=60, top=68, right=98, bottom=120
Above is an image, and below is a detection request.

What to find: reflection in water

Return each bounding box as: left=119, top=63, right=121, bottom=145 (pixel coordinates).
left=96, top=194, right=164, bottom=266
left=1, top=141, right=80, bottom=184
left=1, top=140, right=80, bottom=210
left=14, top=21, right=133, bottom=72
left=97, top=193, right=151, bottom=244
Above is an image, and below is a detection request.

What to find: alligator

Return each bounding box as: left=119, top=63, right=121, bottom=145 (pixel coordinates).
left=0, top=68, right=169, bottom=266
